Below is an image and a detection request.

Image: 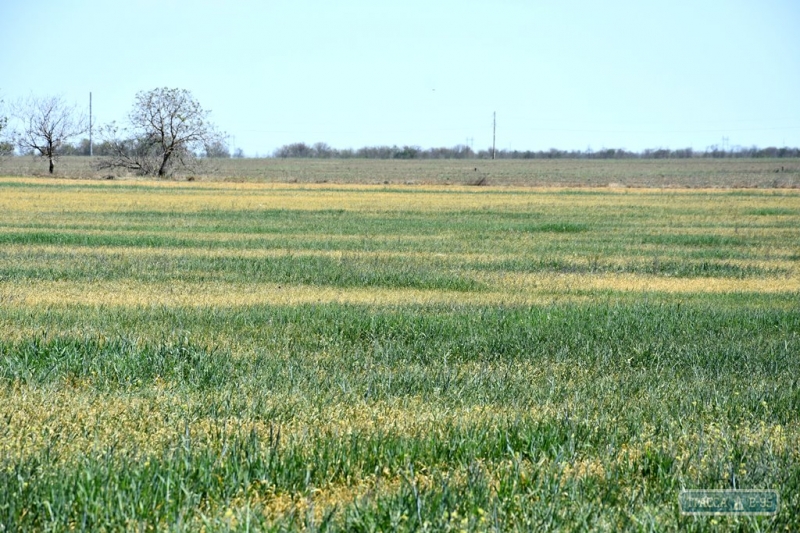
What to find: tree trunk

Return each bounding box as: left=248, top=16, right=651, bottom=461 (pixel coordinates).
left=158, top=151, right=172, bottom=178
left=49, top=157, right=54, bottom=174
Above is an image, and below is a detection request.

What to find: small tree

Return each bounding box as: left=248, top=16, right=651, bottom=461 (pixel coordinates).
left=99, top=87, right=222, bottom=177
left=12, top=95, right=86, bottom=173
left=0, top=94, right=11, bottom=157
left=274, top=142, right=313, bottom=158
left=204, top=138, right=230, bottom=158
left=313, top=142, right=333, bottom=158
left=0, top=95, right=6, bottom=140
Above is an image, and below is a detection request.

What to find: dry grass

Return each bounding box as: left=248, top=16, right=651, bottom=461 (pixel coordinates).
left=2, top=156, right=799, bottom=187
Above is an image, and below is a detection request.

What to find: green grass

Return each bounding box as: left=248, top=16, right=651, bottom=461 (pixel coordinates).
left=2, top=303, right=799, bottom=530
left=0, top=250, right=482, bottom=291
left=0, top=177, right=798, bottom=531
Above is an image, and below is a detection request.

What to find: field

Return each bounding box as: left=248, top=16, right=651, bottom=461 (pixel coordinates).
left=0, top=167, right=798, bottom=531
left=2, top=155, right=800, bottom=188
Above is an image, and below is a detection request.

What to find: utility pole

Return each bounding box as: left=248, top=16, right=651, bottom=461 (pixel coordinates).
left=89, top=92, right=93, bottom=157
left=492, top=112, right=496, bottom=160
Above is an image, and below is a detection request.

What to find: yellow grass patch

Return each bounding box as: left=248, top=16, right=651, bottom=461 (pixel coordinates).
left=478, top=271, right=800, bottom=295
left=2, top=177, right=798, bottom=216
left=2, top=267, right=796, bottom=315
left=0, top=385, right=543, bottom=466
left=0, top=242, right=510, bottom=265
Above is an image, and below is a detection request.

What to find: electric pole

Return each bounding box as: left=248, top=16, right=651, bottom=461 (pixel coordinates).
left=89, top=92, right=93, bottom=157
left=492, top=112, right=496, bottom=160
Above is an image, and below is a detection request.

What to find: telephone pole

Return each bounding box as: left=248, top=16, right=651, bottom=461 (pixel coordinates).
left=89, top=92, right=93, bottom=157
left=492, top=112, right=496, bottom=160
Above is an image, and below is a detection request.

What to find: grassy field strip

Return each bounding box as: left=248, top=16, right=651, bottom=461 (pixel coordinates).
left=3, top=271, right=798, bottom=312
left=0, top=243, right=510, bottom=262
left=1, top=230, right=796, bottom=268
left=2, top=178, right=799, bottom=213
left=3, top=157, right=800, bottom=187
left=0, top=386, right=544, bottom=461
left=476, top=271, right=800, bottom=295
left=2, top=243, right=796, bottom=274
left=0, top=231, right=459, bottom=248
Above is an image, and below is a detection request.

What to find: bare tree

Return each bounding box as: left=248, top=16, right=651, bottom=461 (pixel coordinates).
left=99, top=87, right=222, bottom=177
left=0, top=94, right=6, bottom=139
left=12, top=95, right=86, bottom=174
left=0, top=93, right=11, bottom=158
left=204, top=138, right=230, bottom=158
left=313, top=142, right=333, bottom=158
left=274, top=142, right=313, bottom=158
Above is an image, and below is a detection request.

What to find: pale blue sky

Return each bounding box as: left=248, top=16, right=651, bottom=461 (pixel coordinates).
left=2, top=0, right=799, bottom=156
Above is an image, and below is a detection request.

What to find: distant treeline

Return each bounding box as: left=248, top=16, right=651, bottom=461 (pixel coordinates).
left=40, top=138, right=800, bottom=160
left=273, top=143, right=800, bottom=160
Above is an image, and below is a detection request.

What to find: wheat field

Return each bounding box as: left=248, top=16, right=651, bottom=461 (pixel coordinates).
left=0, top=174, right=798, bottom=531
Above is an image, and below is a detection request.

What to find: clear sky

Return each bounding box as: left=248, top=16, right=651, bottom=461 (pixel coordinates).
left=2, top=0, right=799, bottom=156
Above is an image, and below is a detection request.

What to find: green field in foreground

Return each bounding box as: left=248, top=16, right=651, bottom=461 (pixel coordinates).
left=0, top=177, right=798, bottom=531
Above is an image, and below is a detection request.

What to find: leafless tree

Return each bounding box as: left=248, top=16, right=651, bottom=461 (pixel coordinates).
left=12, top=95, right=86, bottom=173
left=98, top=87, right=222, bottom=177
left=204, top=138, right=230, bottom=158
left=0, top=95, right=6, bottom=139
left=0, top=94, right=11, bottom=158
